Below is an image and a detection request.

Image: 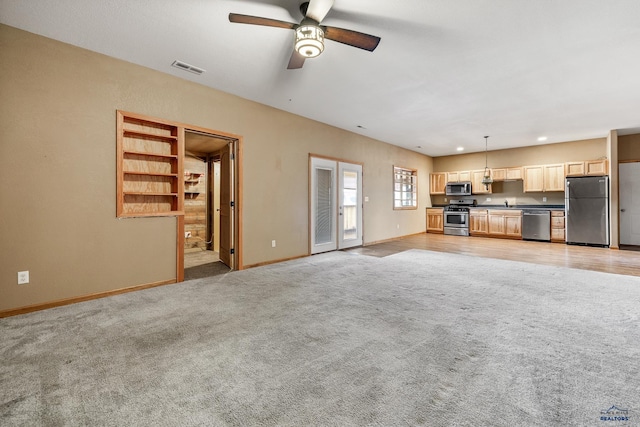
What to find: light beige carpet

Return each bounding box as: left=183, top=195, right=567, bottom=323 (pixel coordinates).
left=1, top=250, right=638, bottom=426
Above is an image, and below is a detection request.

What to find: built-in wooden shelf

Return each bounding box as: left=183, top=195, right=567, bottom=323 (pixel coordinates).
left=117, top=111, right=184, bottom=217
left=123, top=171, right=178, bottom=177
left=123, top=150, right=178, bottom=160
left=123, top=129, right=178, bottom=142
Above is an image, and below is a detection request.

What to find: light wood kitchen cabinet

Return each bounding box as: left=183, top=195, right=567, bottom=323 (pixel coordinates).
left=429, top=173, right=447, bottom=195
left=523, top=166, right=544, bottom=192
left=469, top=209, right=489, bottom=236
left=565, top=159, right=608, bottom=177
left=426, top=208, right=444, bottom=233
left=506, top=167, right=523, bottom=180
left=551, top=210, right=565, bottom=243
left=447, top=170, right=471, bottom=183
left=488, top=209, right=522, bottom=239
left=471, top=170, right=492, bottom=194
left=565, top=161, right=585, bottom=177
left=523, top=164, right=565, bottom=192
left=491, top=167, right=523, bottom=181
left=544, top=164, right=565, bottom=191
left=585, top=159, right=608, bottom=176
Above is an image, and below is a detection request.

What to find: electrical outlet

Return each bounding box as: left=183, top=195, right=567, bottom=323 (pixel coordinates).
left=444, top=198, right=447, bottom=202
left=185, top=231, right=192, bottom=238
left=486, top=197, right=492, bottom=202
left=543, top=197, right=547, bottom=202
left=18, top=271, right=29, bottom=285
left=271, top=240, right=276, bottom=248
left=397, top=224, right=400, bottom=229
left=364, top=196, right=369, bottom=202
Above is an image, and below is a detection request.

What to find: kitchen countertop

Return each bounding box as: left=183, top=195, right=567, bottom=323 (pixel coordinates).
left=432, top=204, right=564, bottom=210
left=472, top=205, right=565, bottom=210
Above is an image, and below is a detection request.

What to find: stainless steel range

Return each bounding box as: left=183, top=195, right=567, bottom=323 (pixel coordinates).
left=444, top=199, right=476, bottom=236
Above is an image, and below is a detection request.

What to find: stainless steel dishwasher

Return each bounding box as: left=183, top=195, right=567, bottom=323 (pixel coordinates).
left=522, top=210, right=551, bottom=241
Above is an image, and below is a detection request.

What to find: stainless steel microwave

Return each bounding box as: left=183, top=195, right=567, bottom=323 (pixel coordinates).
left=445, top=181, right=472, bottom=196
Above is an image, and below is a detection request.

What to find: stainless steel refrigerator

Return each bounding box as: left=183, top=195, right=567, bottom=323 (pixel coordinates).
left=565, top=176, right=609, bottom=246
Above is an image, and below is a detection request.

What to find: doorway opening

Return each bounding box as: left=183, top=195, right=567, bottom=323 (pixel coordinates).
left=619, top=161, right=640, bottom=251
left=182, top=130, right=238, bottom=280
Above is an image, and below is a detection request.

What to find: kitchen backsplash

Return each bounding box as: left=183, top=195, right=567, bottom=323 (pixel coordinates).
left=431, top=180, right=565, bottom=207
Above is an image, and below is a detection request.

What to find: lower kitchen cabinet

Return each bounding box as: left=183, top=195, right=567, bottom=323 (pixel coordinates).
left=469, top=209, right=489, bottom=236
left=426, top=208, right=444, bottom=233
left=551, top=210, right=565, bottom=243
left=488, top=209, right=522, bottom=239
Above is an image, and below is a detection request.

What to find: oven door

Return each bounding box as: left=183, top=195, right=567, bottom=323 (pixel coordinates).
left=444, top=211, right=469, bottom=236
left=444, top=211, right=469, bottom=228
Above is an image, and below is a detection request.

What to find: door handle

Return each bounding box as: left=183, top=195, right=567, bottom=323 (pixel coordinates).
left=621, top=208, right=626, bottom=212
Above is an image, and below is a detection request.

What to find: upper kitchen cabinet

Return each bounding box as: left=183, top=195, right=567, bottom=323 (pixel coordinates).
left=491, top=167, right=523, bottom=181
left=566, top=159, right=609, bottom=177
left=429, top=172, right=447, bottom=195
left=523, top=164, right=564, bottom=192
left=585, top=159, right=608, bottom=175
left=471, top=170, right=492, bottom=194
left=565, top=161, right=585, bottom=177
left=523, top=166, right=544, bottom=192
left=543, top=164, right=565, bottom=191
left=447, top=170, right=471, bottom=183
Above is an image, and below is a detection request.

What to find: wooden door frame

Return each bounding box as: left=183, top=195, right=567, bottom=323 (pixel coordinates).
left=177, top=123, right=243, bottom=281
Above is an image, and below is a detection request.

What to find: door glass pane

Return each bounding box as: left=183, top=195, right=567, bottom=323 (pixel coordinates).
left=343, top=171, right=358, bottom=241
left=315, top=168, right=333, bottom=244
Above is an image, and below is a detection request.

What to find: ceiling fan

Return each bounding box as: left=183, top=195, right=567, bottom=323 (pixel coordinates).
left=229, top=0, right=381, bottom=69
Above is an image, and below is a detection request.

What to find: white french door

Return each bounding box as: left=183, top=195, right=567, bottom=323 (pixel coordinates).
left=310, top=157, right=363, bottom=254
left=338, top=162, right=363, bottom=249
left=619, top=162, right=640, bottom=245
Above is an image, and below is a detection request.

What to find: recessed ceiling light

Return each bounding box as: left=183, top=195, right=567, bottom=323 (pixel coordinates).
left=456, top=147, right=464, bottom=152
left=537, top=136, right=548, bottom=142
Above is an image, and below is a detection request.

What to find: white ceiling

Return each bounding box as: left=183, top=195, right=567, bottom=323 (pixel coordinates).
left=2, top=0, right=639, bottom=156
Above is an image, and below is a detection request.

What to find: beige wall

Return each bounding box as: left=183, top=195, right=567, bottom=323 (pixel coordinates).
left=0, top=24, right=432, bottom=312
left=619, top=134, right=640, bottom=161
left=431, top=138, right=607, bottom=206
left=433, top=138, right=607, bottom=172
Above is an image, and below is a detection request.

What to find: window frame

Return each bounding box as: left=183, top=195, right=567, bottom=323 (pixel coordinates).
left=393, top=166, right=418, bottom=210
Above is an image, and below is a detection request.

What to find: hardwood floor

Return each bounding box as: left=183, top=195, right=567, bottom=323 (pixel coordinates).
left=345, top=233, right=640, bottom=277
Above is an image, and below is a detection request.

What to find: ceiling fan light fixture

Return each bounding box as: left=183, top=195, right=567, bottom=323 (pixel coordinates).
left=294, top=24, right=324, bottom=58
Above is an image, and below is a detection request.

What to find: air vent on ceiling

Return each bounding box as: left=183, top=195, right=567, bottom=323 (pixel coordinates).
left=171, top=60, right=205, bottom=75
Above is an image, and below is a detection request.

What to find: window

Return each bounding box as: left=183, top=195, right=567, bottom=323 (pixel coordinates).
left=393, top=166, right=417, bottom=209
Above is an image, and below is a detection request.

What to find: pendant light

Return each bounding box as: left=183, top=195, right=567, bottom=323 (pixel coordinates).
left=481, top=136, right=493, bottom=190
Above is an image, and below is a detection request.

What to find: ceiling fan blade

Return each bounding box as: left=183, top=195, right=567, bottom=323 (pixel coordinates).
left=287, top=50, right=306, bottom=69
left=228, top=13, right=296, bottom=30
left=323, top=26, right=381, bottom=52
left=305, top=0, right=334, bottom=23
